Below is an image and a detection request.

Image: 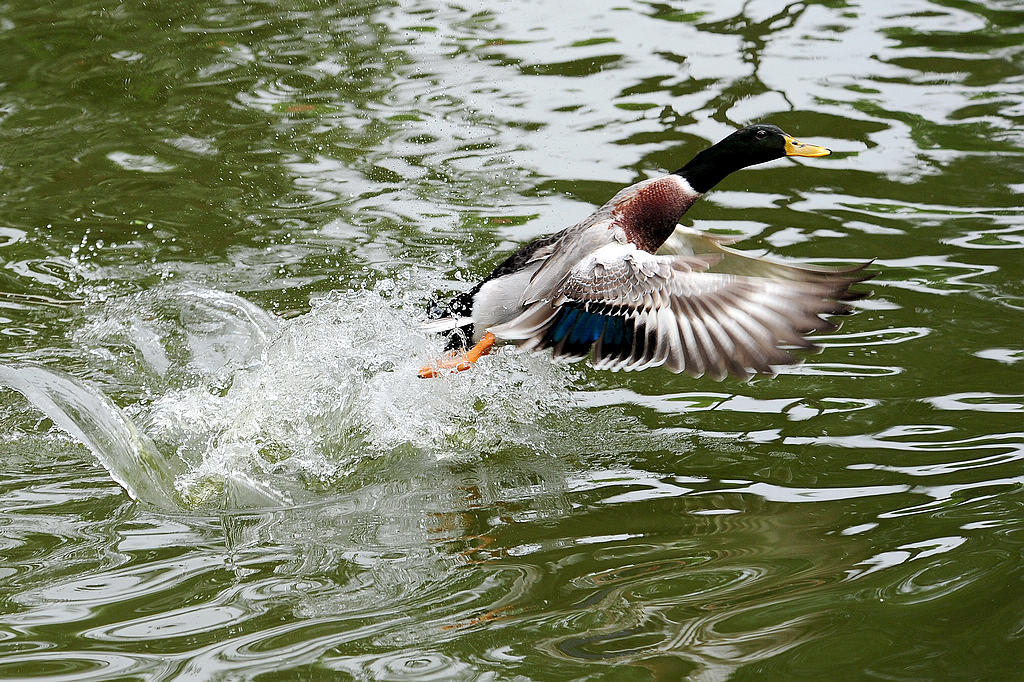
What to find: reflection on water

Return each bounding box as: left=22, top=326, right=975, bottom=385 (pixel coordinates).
left=0, top=0, right=1022, bottom=679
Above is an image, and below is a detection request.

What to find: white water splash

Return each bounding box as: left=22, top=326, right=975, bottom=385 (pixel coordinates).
left=0, top=363, right=181, bottom=508
left=4, top=282, right=579, bottom=510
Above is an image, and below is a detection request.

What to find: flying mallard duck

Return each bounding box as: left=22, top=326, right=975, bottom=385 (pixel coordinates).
left=419, top=124, right=871, bottom=379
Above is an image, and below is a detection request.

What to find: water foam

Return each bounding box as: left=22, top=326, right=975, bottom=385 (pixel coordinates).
left=5, top=281, right=580, bottom=510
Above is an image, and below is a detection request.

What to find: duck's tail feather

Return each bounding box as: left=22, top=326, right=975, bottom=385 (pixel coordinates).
left=419, top=316, right=474, bottom=334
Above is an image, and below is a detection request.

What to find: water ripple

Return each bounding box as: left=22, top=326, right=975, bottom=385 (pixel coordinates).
left=925, top=392, right=1024, bottom=413
left=0, top=0, right=1022, bottom=678
left=0, top=652, right=164, bottom=682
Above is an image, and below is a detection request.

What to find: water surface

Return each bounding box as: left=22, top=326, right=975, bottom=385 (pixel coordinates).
left=0, top=0, right=1022, bottom=679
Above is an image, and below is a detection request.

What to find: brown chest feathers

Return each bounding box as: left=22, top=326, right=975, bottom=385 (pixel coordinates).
left=611, top=175, right=701, bottom=252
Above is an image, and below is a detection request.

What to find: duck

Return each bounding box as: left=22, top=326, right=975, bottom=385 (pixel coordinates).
left=418, top=123, right=871, bottom=379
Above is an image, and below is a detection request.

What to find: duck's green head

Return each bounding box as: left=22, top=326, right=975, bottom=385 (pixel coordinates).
left=675, top=124, right=831, bottom=193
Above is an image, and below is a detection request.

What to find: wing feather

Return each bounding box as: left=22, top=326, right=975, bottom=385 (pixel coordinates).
left=491, top=242, right=869, bottom=379
left=660, top=225, right=874, bottom=295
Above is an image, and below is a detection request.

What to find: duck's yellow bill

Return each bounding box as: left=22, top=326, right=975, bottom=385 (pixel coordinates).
left=784, top=136, right=831, bottom=158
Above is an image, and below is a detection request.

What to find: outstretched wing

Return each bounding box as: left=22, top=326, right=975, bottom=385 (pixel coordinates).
left=660, top=225, right=873, bottom=285
left=490, top=242, right=865, bottom=379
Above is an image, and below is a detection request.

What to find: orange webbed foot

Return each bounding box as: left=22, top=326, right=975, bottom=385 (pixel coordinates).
left=418, top=332, right=496, bottom=378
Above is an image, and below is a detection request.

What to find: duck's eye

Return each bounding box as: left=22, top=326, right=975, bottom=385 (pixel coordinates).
left=755, top=129, right=768, bottom=139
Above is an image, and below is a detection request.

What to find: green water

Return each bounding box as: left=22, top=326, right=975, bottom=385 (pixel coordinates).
left=0, top=0, right=1022, bottom=679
